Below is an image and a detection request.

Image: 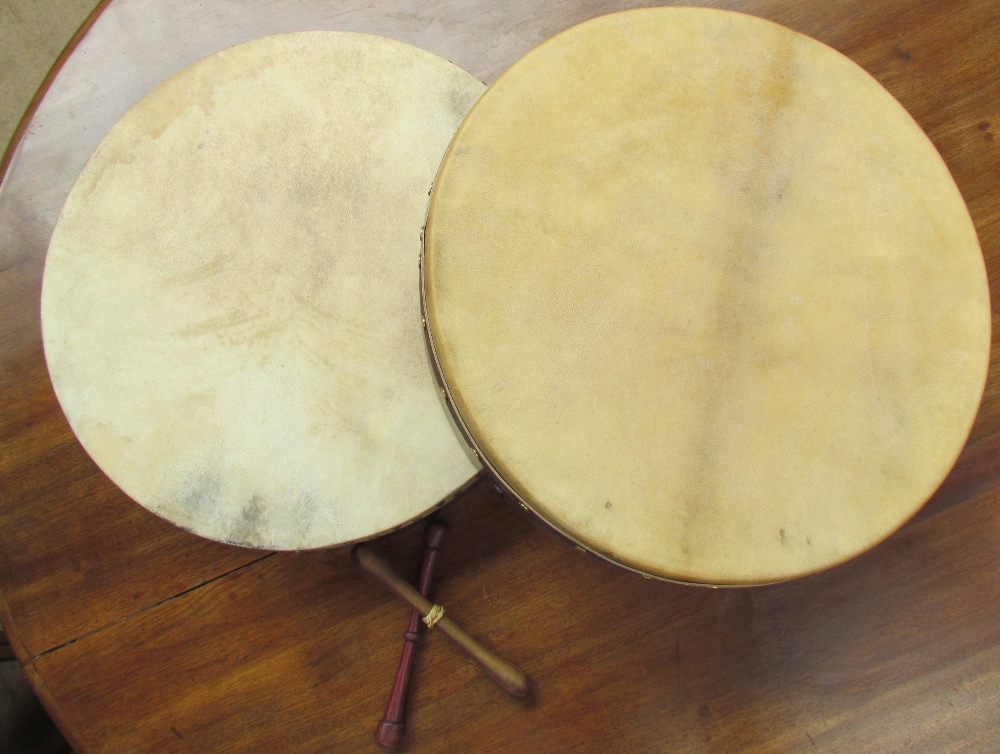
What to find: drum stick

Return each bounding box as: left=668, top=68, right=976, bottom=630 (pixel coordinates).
left=353, top=544, right=530, bottom=699
left=374, top=520, right=448, bottom=749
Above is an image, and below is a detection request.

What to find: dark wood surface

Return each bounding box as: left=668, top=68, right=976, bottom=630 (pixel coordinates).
left=1, top=1, right=998, bottom=751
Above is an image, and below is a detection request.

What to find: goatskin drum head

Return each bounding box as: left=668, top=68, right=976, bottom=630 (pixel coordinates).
left=422, top=8, right=990, bottom=584
left=43, top=32, right=484, bottom=549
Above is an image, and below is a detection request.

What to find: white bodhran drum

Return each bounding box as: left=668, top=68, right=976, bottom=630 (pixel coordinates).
left=422, top=8, right=991, bottom=585
left=42, top=32, right=484, bottom=549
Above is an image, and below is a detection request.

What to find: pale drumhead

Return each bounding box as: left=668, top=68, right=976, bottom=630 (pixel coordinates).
left=42, top=32, right=483, bottom=549
left=423, top=9, right=991, bottom=584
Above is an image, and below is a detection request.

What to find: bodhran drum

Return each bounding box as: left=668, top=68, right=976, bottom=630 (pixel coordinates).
left=422, top=8, right=991, bottom=585
left=42, top=32, right=483, bottom=549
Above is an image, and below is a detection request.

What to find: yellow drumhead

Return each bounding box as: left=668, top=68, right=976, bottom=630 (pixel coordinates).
left=423, top=9, right=990, bottom=584
left=42, top=32, right=483, bottom=549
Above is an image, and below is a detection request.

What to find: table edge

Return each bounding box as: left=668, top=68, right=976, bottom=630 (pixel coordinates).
left=0, top=0, right=113, bottom=184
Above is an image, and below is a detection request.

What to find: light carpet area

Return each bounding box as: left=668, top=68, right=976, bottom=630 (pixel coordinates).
left=1, top=0, right=98, bottom=156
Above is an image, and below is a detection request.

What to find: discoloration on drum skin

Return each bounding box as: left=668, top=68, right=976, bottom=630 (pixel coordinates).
left=448, top=82, right=483, bottom=126
left=165, top=253, right=236, bottom=287
left=42, top=33, right=485, bottom=550
left=141, top=46, right=287, bottom=143
left=424, top=8, right=991, bottom=584
left=673, top=34, right=802, bottom=562
left=176, top=470, right=223, bottom=519
left=231, top=495, right=266, bottom=546
left=80, top=53, right=269, bottom=173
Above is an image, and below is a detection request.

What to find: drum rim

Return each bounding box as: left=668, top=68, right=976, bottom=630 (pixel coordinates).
left=419, top=6, right=992, bottom=586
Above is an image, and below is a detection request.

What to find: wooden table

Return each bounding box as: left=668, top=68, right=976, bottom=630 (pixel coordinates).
left=1, top=1, right=998, bottom=751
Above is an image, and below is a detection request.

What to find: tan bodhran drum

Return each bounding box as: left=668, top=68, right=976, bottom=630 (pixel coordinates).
left=423, top=8, right=991, bottom=585
left=42, top=32, right=484, bottom=549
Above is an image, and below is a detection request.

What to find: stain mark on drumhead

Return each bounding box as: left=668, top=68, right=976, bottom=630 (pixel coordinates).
left=165, top=253, right=236, bottom=286
left=175, top=309, right=289, bottom=347
left=292, top=493, right=319, bottom=546
left=230, top=494, right=266, bottom=546
left=178, top=470, right=222, bottom=515
left=448, top=81, right=483, bottom=125
left=674, top=36, right=802, bottom=563
left=133, top=34, right=315, bottom=146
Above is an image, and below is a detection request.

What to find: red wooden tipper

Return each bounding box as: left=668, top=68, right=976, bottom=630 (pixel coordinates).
left=374, top=520, right=448, bottom=748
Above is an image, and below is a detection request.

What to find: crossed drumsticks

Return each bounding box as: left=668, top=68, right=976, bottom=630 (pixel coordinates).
left=353, top=522, right=530, bottom=748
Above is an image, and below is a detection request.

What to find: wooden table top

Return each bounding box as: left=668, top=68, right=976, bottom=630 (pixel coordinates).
left=1, top=1, right=998, bottom=752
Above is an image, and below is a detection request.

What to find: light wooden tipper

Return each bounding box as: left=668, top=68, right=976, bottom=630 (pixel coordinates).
left=422, top=7, right=992, bottom=586
left=39, top=31, right=526, bottom=745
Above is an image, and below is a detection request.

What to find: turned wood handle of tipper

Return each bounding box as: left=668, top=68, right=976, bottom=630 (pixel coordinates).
left=374, top=521, right=448, bottom=748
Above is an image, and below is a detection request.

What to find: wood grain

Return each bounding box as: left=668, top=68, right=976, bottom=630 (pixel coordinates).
left=25, top=477, right=1000, bottom=753
left=1, top=0, right=999, bottom=751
